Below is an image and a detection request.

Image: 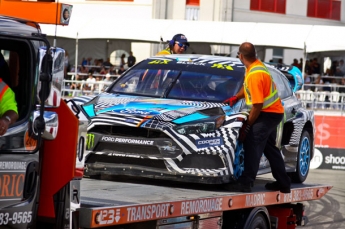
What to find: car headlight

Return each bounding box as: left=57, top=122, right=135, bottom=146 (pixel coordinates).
left=173, top=116, right=225, bottom=135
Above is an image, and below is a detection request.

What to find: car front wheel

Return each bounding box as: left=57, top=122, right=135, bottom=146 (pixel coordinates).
left=289, top=130, right=311, bottom=183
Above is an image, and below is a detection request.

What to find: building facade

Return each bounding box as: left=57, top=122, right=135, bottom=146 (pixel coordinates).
left=60, top=0, right=345, bottom=69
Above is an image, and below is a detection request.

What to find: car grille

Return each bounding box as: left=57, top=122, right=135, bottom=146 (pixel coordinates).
left=94, top=142, right=161, bottom=156
left=86, top=154, right=167, bottom=169
left=90, top=125, right=167, bottom=138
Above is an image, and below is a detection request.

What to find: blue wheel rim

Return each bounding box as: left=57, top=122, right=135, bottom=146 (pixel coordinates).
left=234, top=142, right=245, bottom=179
left=299, top=136, right=310, bottom=176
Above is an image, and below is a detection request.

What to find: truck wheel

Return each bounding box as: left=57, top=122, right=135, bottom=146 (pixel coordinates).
left=289, top=130, right=311, bottom=183
left=247, top=213, right=269, bottom=229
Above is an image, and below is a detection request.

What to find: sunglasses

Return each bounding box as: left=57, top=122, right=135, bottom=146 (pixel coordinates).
left=175, top=41, right=188, bottom=49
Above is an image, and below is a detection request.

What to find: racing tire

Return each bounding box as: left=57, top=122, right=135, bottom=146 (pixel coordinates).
left=247, top=213, right=269, bottom=229
left=289, top=130, right=311, bottom=183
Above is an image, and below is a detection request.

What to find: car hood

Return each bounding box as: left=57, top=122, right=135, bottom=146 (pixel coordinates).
left=81, top=94, right=237, bottom=129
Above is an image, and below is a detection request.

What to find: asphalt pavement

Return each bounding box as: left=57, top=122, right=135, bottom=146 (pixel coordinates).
left=294, top=169, right=345, bottom=229
left=258, top=168, right=345, bottom=229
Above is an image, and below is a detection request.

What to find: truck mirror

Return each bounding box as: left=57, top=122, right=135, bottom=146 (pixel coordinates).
left=37, top=47, right=64, bottom=108
left=33, top=110, right=59, bottom=140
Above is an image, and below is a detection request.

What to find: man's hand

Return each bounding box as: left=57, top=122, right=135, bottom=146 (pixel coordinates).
left=239, top=122, right=251, bottom=142
left=223, top=96, right=238, bottom=107
left=0, top=116, right=10, bottom=136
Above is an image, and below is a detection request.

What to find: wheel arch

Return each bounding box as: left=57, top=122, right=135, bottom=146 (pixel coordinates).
left=303, top=120, right=314, bottom=159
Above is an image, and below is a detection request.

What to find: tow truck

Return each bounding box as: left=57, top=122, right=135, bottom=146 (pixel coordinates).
left=0, top=0, right=332, bottom=228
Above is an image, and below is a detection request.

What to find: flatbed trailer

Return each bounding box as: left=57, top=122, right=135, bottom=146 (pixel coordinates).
left=76, top=177, right=332, bottom=229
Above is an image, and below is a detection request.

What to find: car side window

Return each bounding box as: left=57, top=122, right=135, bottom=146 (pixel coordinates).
left=269, top=68, right=293, bottom=99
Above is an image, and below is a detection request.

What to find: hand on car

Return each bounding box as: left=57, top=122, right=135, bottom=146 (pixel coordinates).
left=239, top=122, right=251, bottom=142
left=223, top=96, right=238, bottom=107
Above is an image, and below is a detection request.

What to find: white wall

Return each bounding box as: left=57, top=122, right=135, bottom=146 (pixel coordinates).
left=131, top=42, right=151, bottom=63
left=167, top=0, right=186, bottom=20
left=199, top=0, right=215, bottom=21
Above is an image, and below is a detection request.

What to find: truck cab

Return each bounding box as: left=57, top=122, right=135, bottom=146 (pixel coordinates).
left=0, top=11, right=84, bottom=229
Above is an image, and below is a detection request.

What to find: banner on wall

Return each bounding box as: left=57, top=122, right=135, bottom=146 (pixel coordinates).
left=310, top=115, right=345, bottom=170
left=314, top=115, right=345, bottom=149
left=311, top=148, right=345, bottom=170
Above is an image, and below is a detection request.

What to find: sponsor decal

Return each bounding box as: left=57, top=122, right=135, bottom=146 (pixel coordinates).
left=86, top=134, right=95, bottom=150
left=98, top=209, right=121, bottom=225
left=148, top=60, right=171, bottom=65
left=0, top=173, right=25, bottom=198
left=176, top=61, right=206, bottom=66
left=310, top=148, right=323, bottom=169
left=101, top=136, right=154, bottom=145
left=196, top=138, right=223, bottom=148
left=112, top=108, right=160, bottom=116
left=0, top=162, right=26, bottom=170
left=314, top=148, right=345, bottom=170
left=315, top=115, right=345, bottom=149
left=181, top=198, right=222, bottom=215
left=245, top=194, right=265, bottom=207
left=210, top=63, right=233, bottom=71
left=282, top=189, right=313, bottom=203
left=126, top=203, right=170, bottom=222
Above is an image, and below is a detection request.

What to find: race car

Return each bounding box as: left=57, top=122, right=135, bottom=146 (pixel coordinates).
left=79, top=55, right=314, bottom=184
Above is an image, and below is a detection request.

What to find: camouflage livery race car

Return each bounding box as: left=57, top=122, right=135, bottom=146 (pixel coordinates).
left=77, top=55, right=314, bottom=184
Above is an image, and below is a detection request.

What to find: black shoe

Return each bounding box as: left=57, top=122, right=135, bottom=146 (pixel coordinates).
left=223, top=182, right=252, bottom=192
left=265, top=181, right=290, bottom=193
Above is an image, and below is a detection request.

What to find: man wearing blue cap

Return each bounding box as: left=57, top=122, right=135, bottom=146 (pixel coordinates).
left=156, top=34, right=190, bottom=55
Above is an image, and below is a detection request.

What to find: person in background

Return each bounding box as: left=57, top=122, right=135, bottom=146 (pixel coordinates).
left=118, top=65, right=126, bottom=75
left=120, top=54, right=126, bottom=67
left=102, top=73, right=113, bottom=91
left=156, top=34, right=189, bottom=55
left=102, top=58, right=113, bottom=68
left=127, top=51, right=136, bottom=68
left=0, top=79, right=18, bottom=136
left=338, top=59, right=345, bottom=74
left=292, top=58, right=301, bottom=69
left=298, top=58, right=303, bottom=71
left=83, top=71, right=96, bottom=95
left=224, top=42, right=291, bottom=193
left=310, top=58, right=321, bottom=75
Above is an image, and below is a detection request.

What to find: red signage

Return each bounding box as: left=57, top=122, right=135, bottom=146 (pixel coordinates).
left=315, top=115, right=345, bottom=149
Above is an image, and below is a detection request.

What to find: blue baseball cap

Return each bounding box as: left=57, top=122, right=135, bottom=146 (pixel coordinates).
left=172, top=34, right=189, bottom=46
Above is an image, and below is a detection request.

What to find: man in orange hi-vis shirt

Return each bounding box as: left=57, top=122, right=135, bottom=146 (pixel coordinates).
left=224, top=42, right=291, bottom=193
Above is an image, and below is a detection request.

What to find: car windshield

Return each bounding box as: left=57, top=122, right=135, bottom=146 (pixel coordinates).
left=110, top=68, right=244, bottom=102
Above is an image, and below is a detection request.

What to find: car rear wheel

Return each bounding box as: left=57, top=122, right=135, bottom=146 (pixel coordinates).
left=289, top=130, right=311, bottom=183
left=233, top=142, right=245, bottom=179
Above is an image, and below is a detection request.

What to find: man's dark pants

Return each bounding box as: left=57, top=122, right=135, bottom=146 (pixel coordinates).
left=238, top=112, right=291, bottom=189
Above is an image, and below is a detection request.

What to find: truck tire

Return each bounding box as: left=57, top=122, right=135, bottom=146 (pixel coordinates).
left=247, top=213, right=269, bottom=229
left=289, top=130, right=311, bottom=183
left=223, top=208, right=270, bottom=229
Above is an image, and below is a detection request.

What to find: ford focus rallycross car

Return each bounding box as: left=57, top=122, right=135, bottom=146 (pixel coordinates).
left=78, top=55, right=315, bottom=184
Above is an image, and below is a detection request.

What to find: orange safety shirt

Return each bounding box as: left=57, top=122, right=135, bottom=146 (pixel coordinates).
left=244, top=59, right=284, bottom=114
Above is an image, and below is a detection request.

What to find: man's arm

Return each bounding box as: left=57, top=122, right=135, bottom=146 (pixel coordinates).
left=247, top=103, right=262, bottom=126
left=0, top=110, right=18, bottom=136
